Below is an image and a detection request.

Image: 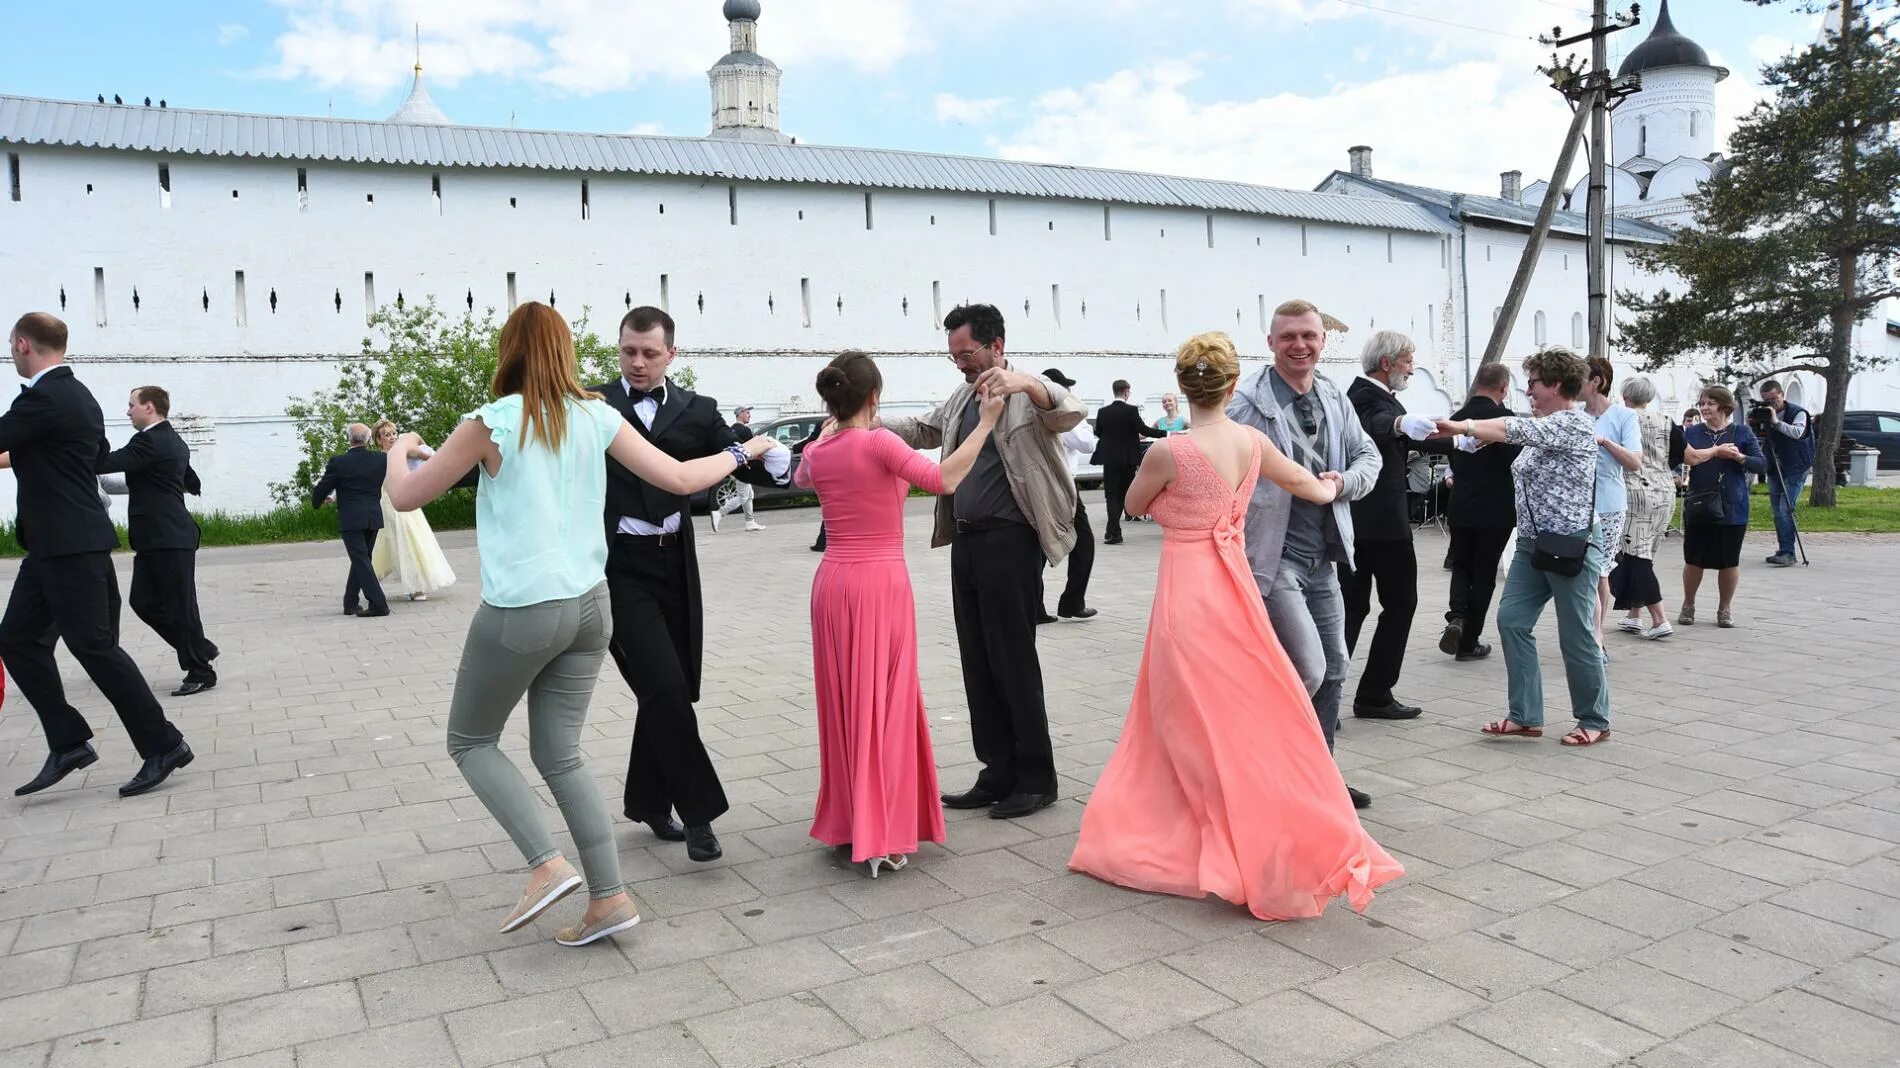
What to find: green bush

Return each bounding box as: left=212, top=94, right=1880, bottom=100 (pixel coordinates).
left=0, top=495, right=478, bottom=557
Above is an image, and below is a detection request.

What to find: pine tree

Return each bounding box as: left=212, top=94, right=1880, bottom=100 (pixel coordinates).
left=1620, top=0, right=1899, bottom=506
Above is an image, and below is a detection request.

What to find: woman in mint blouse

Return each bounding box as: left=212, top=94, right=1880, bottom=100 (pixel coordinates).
left=385, top=302, right=774, bottom=947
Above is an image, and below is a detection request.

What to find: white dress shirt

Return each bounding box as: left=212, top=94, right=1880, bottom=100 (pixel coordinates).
left=615, top=379, right=791, bottom=535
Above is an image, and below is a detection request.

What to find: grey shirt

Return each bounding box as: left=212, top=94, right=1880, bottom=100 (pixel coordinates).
left=1269, top=368, right=1344, bottom=566
left=954, top=394, right=1028, bottom=526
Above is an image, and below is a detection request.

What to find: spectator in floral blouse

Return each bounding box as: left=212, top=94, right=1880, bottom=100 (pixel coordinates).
left=1433, top=348, right=1610, bottom=747
left=1679, top=385, right=1765, bottom=628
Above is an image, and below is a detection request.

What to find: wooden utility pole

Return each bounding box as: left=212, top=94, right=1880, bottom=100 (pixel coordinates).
left=1479, top=0, right=1641, bottom=366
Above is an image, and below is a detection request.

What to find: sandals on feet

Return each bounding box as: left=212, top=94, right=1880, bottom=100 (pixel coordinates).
left=1481, top=719, right=1542, bottom=738
left=1561, top=727, right=1611, bottom=747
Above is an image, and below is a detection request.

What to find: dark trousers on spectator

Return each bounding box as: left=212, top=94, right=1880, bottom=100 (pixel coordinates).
left=1055, top=498, right=1094, bottom=614
left=1339, top=538, right=1417, bottom=707
left=1446, top=526, right=1514, bottom=654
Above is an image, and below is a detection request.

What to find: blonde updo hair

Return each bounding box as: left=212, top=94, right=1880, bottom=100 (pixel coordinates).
left=1175, top=331, right=1241, bottom=408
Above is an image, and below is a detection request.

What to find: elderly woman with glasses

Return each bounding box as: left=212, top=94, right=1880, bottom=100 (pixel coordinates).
left=1433, top=348, right=1610, bottom=748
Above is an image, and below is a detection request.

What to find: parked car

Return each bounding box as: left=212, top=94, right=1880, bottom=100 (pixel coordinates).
left=1841, top=411, right=1900, bottom=469
left=690, top=412, right=828, bottom=513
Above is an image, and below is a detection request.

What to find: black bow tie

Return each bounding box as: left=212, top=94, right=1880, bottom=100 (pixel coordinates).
left=631, top=387, right=665, bottom=404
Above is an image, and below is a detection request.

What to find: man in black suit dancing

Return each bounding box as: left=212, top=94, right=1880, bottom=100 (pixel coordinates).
left=1091, top=380, right=1164, bottom=544
left=0, top=313, right=193, bottom=797
left=594, top=306, right=789, bottom=862
left=97, top=386, right=220, bottom=696
left=1440, top=361, right=1521, bottom=661
left=311, top=423, right=390, bottom=618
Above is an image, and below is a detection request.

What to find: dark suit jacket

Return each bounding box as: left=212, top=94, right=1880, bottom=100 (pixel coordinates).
left=97, top=420, right=203, bottom=552
left=0, top=365, right=121, bottom=557
left=310, top=446, right=387, bottom=531
left=729, top=421, right=755, bottom=443
left=1089, top=399, right=1164, bottom=467
left=1447, top=395, right=1521, bottom=529
left=1347, top=377, right=1453, bottom=542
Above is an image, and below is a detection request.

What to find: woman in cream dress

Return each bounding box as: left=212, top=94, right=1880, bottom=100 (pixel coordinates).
left=372, top=419, right=456, bottom=600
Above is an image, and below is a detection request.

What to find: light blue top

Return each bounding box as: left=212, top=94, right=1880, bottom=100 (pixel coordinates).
left=467, top=394, right=624, bottom=608
left=1593, top=403, right=1641, bottom=515
left=1155, top=414, right=1189, bottom=433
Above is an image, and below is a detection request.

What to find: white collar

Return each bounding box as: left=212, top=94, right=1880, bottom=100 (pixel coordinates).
left=136, top=418, right=168, bottom=434
left=1357, top=373, right=1396, bottom=395
left=23, top=365, right=57, bottom=389
left=621, top=377, right=666, bottom=403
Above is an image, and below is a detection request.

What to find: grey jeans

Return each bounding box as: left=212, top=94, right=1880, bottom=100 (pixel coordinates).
left=1264, top=554, right=1350, bottom=749
left=446, top=582, right=623, bottom=899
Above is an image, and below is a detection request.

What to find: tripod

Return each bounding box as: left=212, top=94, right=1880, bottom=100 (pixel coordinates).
left=1768, top=459, right=1811, bottom=566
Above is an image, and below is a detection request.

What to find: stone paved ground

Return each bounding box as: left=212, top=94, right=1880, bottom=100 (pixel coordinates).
left=2, top=495, right=1898, bottom=1068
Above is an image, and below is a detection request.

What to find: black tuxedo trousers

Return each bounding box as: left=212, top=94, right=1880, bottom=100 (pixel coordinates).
left=130, top=549, right=217, bottom=678
left=1339, top=539, right=1418, bottom=708
left=609, top=536, right=729, bottom=827
left=0, top=552, right=182, bottom=759
left=339, top=529, right=388, bottom=613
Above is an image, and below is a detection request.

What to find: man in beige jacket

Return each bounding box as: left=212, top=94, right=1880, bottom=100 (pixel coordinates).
left=884, top=303, right=1085, bottom=819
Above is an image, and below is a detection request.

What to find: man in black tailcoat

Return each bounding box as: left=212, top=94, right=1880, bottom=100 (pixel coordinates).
left=311, top=423, right=390, bottom=617
left=1440, top=361, right=1520, bottom=661
left=1090, top=380, right=1164, bottom=544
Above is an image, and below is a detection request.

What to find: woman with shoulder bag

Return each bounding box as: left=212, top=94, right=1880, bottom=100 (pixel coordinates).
left=1679, top=385, right=1765, bottom=628
left=1432, top=348, right=1610, bottom=748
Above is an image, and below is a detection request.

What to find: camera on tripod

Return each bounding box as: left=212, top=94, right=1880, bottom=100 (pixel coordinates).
left=1746, top=401, right=1777, bottom=435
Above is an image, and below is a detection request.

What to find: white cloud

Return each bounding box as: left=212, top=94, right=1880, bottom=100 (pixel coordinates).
left=934, top=93, right=1011, bottom=125
left=625, top=120, right=666, bottom=136
left=218, top=24, right=250, bottom=46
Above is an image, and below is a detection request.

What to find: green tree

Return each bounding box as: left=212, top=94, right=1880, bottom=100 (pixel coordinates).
left=1619, top=0, right=1899, bottom=506
left=269, top=301, right=683, bottom=504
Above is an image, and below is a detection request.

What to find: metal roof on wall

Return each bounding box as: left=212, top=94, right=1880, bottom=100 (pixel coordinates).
left=0, top=95, right=1451, bottom=234
left=1326, top=173, right=1675, bottom=244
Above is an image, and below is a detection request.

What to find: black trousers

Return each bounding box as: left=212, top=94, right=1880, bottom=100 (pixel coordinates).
left=1102, top=462, right=1137, bottom=540
left=952, top=523, right=1054, bottom=796
left=607, top=538, right=728, bottom=826
left=1446, top=525, right=1514, bottom=652
left=0, top=551, right=182, bottom=759
left=339, top=528, right=388, bottom=613
left=1339, top=538, right=1417, bottom=707
left=1055, top=497, right=1094, bottom=614
left=130, top=549, right=217, bottom=679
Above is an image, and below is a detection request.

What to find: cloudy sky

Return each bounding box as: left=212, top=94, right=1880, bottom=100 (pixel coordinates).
left=1, top=1, right=1833, bottom=195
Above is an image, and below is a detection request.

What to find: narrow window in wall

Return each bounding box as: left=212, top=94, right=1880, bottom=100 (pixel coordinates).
left=93, top=267, right=106, bottom=327
left=1257, top=295, right=1267, bottom=334
left=431, top=174, right=442, bottom=215
left=931, top=280, right=942, bottom=327
left=296, top=167, right=308, bottom=212
left=863, top=192, right=873, bottom=230
left=1638, top=122, right=1647, bottom=157
left=1563, top=254, right=1569, bottom=270
left=1102, top=205, right=1112, bottom=241
left=1571, top=312, right=1584, bottom=349
left=366, top=193, right=375, bottom=204
left=234, top=270, right=248, bottom=327
left=929, top=215, right=936, bottom=225
left=1386, top=232, right=1393, bottom=263
left=509, top=197, right=517, bottom=208
left=658, top=203, right=665, bottom=214
left=1440, top=239, right=1447, bottom=268
left=728, top=185, right=738, bottom=225
left=659, top=274, right=670, bottom=312
left=1486, top=245, right=1493, bottom=262
left=505, top=272, right=517, bottom=311
left=1205, top=213, right=1215, bottom=248
left=1047, top=220, right=1053, bottom=231
left=1300, top=225, right=1308, bottom=256
left=1534, top=310, right=1547, bottom=345
left=1051, top=284, right=1062, bottom=329
left=987, top=198, right=997, bottom=236
left=231, top=189, right=239, bottom=199
left=158, top=163, right=170, bottom=209
left=581, top=179, right=590, bottom=221
left=85, top=183, right=93, bottom=196
left=800, top=278, right=812, bottom=328
left=364, top=272, right=377, bottom=322
left=1159, top=289, right=1169, bottom=331
left=1690, top=111, right=1699, bottom=138
left=7, top=153, right=20, bottom=201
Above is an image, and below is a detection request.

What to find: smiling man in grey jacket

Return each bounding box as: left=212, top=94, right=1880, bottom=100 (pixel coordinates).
left=1228, top=299, right=1382, bottom=808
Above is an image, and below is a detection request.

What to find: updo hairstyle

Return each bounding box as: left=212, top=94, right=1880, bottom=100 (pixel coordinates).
left=1174, top=332, right=1241, bottom=408
left=815, top=350, right=883, bottom=421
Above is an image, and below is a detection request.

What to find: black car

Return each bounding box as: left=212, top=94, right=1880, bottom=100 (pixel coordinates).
left=1842, top=411, right=1900, bottom=469
left=690, top=412, right=828, bottom=512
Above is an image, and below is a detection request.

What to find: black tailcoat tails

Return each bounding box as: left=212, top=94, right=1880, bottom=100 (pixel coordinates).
left=0, top=366, right=184, bottom=760
left=98, top=420, right=218, bottom=680
left=311, top=445, right=390, bottom=614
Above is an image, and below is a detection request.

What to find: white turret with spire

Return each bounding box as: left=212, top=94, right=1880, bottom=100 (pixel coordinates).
left=707, top=0, right=790, bottom=143
left=388, top=28, right=452, bottom=126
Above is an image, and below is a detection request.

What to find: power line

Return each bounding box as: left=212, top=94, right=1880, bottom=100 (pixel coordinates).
left=1324, top=0, right=1534, bottom=40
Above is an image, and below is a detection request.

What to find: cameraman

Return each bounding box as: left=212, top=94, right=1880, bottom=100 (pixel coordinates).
left=1752, top=380, right=1813, bottom=567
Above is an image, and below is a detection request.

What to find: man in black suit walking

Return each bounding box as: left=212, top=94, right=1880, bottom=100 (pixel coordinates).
left=1340, top=331, right=1452, bottom=720
left=595, top=306, right=789, bottom=862
left=97, top=386, right=219, bottom=695
left=1440, top=362, right=1520, bottom=661
left=0, top=313, right=193, bottom=797
left=311, top=423, right=390, bottom=617
left=1091, top=380, right=1164, bottom=544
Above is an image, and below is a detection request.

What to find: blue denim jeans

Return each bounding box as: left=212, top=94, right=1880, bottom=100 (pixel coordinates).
left=1264, top=554, right=1349, bottom=749
left=1496, top=535, right=1611, bottom=733
left=1767, top=466, right=1808, bottom=557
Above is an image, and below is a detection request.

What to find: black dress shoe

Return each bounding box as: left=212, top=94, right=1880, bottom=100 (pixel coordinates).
left=684, top=823, right=722, bottom=862
left=1439, top=619, right=1464, bottom=656
left=1456, top=644, right=1492, bottom=662
left=941, top=785, right=1005, bottom=809
left=634, top=813, right=685, bottom=841
left=1103, top=535, right=1123, bottom=545
left=1348, top=785, right=1372, bottom=810
left=16, top=743, right=99, bottom=796
left=119, top=741, right=193, bottom=797
left=1058, top=606, right=1099, bottom=620
left=989, top=791, right=1058, bottom=819
left=1353, top=699, right=1424, bottom=720
left=358, top=607, right=391, bottom=618
left=206, top=643, right=221, bottom=662
left=343, top=605, right=361, bottom=616
left=171, top=676, right=217, bottom=697
left=1036, top=611, right=1058, bottom=625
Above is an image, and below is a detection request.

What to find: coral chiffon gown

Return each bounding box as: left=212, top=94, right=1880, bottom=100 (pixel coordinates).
left=1069, top=432, right=1403, bottom=919
left=796, top=427, right=947, bottom=862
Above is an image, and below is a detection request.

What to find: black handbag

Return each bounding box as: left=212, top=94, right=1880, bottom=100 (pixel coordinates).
left=1682, top=427, right=1732, bottom=524
left=1523, top=468, right=1595, bottom=578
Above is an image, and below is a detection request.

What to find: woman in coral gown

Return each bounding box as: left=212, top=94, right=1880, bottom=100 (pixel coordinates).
left=796, top=351, right=1004, bottom=877
left=1069, top=332, right=1404, bottom=920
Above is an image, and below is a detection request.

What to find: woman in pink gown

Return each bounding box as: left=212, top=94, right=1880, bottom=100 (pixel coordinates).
left=796, top=351, right=1004, bottom=877
left=1069, top=332, right=1404, bottom=920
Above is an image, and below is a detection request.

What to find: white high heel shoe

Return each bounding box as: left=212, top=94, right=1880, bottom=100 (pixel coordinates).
left=867, top=854, right=908, bottom=879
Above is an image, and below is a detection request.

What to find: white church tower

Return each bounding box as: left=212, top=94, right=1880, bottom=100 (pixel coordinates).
left=1606, top=0, right=1728, bottom=225
left=708, top=0, right=790, bottom=143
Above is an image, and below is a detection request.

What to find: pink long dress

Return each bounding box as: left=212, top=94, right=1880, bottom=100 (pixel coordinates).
left=1068, top=433, right=1404, bottom=919
left=796, top=427, right=947, bottom=862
